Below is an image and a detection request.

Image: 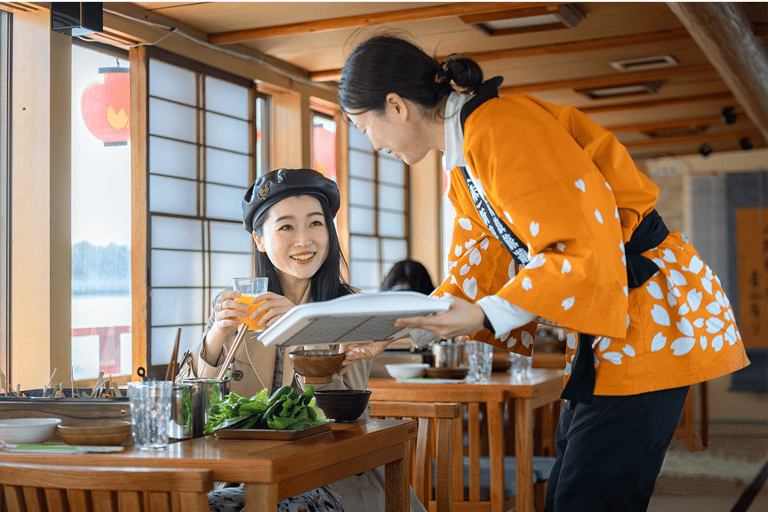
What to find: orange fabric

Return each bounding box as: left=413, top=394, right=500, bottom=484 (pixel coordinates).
left=435, top=93, right=750, bottom=396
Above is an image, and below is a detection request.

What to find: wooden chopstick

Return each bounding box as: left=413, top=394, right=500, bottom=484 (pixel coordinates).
left=216, top=323, right=248, bottom=381
left=165, top=327, right=182, bottom=382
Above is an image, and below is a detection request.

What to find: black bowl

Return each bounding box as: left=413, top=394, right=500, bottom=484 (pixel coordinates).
left=312, top=389, right=371, bottom=423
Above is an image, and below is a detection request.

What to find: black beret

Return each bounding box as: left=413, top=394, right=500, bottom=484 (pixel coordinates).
left=242, top=168, right=340, bottom=232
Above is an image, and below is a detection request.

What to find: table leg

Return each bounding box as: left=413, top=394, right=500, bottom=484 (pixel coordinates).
left=245, top=482, right=279, bottom=511
left=385, top=448, right=408, bottom=512
left=515, top=398, right=534, bottom=512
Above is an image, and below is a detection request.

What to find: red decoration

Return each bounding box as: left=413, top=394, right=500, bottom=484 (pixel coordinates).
left=312, top=124, right=336, bottom=179
left=81, top=66, right=130, bottom=146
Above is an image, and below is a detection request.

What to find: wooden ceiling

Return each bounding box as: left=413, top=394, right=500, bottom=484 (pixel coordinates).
left=122, top=1, right=767, bottom=161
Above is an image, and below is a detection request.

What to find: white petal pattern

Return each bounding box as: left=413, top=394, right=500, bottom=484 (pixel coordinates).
left=651, top=305, right=670, bottom=326
left=687, top=289, right=702, bottom=312
left=705, top=302, right=722, bottom=315
left=725, top=325, right=737, bottom=345
left=567, top=333, right=577, bottom=350
left=712, top=335, right=723, bottom=351
left=463, top=277, right=477, bottom=300
left=561, top=259, right=572, bottom=274
left=594, top=209, right=603, bottom=224
left=706, top=317, right=725, bottom=334
left=458, top=218, right=472, bottom=230
left=653, top=257, right=666, bottom=269
left=574, top=179, right=586, bottom=192
left=562, top=297, right=575, bottom=310
left=670, top=269, right=687, bottom=286
left=469, top=248, right=482, bottom=266
left=663, top=248, right=677, bottom=263
left=557, top=242, right=566, bottom=252
left=530, top=221, right=540, bottom=236
left=701, top=277, right=713, bottom=294
left=693, top=318, right=705, bottom=328
left=460, top=265, right=471, bottom=276
left=678, top=303, right=690, bottom=315
left=603, top=352, right=623, bottom=365
left=480, top=238, right=490, bottom=250
left=454, top=244, right=462, bottom=257
left=598, top=336, right=611, bottom=351
left=503, top=211, right=514, bottom=225
left=522, top=277, right=533, bottom=290
left=521, top=331, right=534, bottom=348
left=699, top=335, right=707, bottom=350
left=646, top=281, right=664, bottom=300
left=622, top=345, right=635, bottom=357
left=688, top=255, right=704, bottom=274
left=670, top=337, right=695, bottom=355
left=651, top=332, right=667, bottom=352
left=677, top=318, right=694, bottom=337
left=526, top=253, right=546, bottom=269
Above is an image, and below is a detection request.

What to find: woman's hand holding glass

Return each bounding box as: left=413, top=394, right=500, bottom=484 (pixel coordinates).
left=215, top=291, right=296, bottom=332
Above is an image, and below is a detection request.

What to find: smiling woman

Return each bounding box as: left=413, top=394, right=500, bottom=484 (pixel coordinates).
left=185, top=168, right=428, bottom=512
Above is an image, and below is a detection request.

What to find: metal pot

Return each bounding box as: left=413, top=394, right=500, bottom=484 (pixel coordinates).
left=432, top=339, right=465, bottom=368
left=180, top=378, right=230, bottom=438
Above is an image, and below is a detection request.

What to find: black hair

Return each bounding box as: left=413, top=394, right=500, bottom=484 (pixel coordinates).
left=252, top=194, right=353, bottom=302
left=339, top=34, right=484, bottom=116
left=380, top=259, right=435, bottom=295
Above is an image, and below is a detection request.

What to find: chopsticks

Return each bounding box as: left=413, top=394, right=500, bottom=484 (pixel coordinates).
left=216, top=323, right=248, bottom=381
left=165, top=327, right=182, bottom=382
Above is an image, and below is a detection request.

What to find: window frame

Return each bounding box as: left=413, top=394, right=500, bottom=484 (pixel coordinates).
left=131, top=45, right=265, bottom=379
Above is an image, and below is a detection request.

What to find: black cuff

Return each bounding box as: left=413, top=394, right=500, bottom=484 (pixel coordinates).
left=483, top=313, right=495, bottom=334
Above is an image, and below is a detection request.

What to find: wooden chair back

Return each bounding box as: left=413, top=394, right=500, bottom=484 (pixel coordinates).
left=0, top=463, right=213, bottom=512
left=369, top=400, right=460, bottom=512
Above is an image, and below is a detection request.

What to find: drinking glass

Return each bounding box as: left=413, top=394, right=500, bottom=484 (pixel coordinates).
left=509, top=353, right=532, bottom=382
left=232, top=277, right=269, bottom=330
left=465, top=340, right=493, bottom=383
left=128, top=380, right=172, bottom=450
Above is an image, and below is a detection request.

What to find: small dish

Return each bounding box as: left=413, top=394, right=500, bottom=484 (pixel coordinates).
left=0, top=418, right=62, bottom=444
left=58, top=420, right=131, bottom=446
left=385, top=363, right=429, bottom=379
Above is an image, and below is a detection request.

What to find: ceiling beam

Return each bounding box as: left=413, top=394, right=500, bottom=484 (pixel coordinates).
left=499, top=62, right=714, bottom=94
left=667, top=2, right=768, bottom=142
left=310, top=27, right=691, bottom=82
left=207, top=2, right=555, bottom=45
left=578, top=91, right=735, bottom=115
left=622, top=129, right=762, bottom=149
left=607, top=113, right=750, bottom=133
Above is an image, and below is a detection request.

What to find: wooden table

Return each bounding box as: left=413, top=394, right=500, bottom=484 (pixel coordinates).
left=368, top=368, right=564, bottom=512
left=0, top=419, right=415, bottom=511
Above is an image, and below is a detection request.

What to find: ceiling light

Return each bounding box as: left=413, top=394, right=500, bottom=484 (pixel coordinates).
left=699, top=143, right=713, bottom=157
left=610, top=55, right=679, bottom=72
left=460, top=4, right=584, bottom=36
left=721, top=107, right=737, bottom=124
left=577, top=81, right=664, bottom=100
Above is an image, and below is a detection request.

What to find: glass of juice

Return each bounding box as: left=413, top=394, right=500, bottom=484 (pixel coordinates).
left=232, top=277, right=269, bottom=330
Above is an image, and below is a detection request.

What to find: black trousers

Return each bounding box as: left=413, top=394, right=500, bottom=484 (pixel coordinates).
left=544, top=385, right=690, bottom=512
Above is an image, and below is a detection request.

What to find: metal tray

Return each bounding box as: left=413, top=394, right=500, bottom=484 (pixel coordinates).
left=215, top=421, right=332, bottom=440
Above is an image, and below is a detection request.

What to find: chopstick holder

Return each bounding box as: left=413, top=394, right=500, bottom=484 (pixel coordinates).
left=216, top=323, right=248, bottom=381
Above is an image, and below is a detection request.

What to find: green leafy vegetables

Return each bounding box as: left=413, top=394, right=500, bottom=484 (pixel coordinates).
left=204, top=385, right=326, bottom=434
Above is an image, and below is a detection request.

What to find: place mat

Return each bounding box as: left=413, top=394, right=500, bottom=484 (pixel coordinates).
left=215, top=421, right=332, bottom=440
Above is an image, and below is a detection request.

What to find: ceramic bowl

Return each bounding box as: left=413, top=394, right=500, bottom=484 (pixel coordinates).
left=58, top=420, right=132, bottom=446
left=385, top=363, right=429, bottom=379
left=312, top=389, right=371, bottom=423
left=0, top=418, right=62, bottom=444
left=288, top=349, right=345, bottom=384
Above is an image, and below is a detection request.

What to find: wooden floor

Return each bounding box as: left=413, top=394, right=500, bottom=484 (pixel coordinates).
left=649, top=430, right=768, bottom=512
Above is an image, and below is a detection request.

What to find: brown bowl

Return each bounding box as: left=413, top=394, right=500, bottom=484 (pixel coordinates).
left=313, top=390, right=371, bottom=423
left=58, top=420, right=131, bottom=446
left=288, top=349, right=345, bottom=384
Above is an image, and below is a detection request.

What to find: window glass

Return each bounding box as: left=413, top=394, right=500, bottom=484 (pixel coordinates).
left=145, top=54, right=261, bottom=368
left=71, top=44, right=132, bottom=380
left=0, top=11, right=9, bottom=374
left=349, top=177, right=375, bottom=206
left=349, top=149, right=374, bottom=179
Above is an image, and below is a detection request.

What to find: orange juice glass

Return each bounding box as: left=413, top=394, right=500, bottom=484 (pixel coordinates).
left=232, top=277, right=269, bottom=331
left=235, top=295, right=266, bottom=330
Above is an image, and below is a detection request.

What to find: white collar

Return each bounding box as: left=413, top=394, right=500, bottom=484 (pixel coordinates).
left=443, top=91, right=473, bottom=170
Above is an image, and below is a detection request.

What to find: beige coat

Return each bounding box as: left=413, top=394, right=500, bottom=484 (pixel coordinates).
left=190, top=286, right=427, bottom=512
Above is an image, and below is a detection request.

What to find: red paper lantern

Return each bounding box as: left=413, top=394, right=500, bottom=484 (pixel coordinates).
left=81, top=66, right=130, bottom=146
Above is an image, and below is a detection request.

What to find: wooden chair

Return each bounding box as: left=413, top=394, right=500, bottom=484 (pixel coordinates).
left=369, top=400, right=460, bottom=512
left=0, top=462, right=213, bottom=512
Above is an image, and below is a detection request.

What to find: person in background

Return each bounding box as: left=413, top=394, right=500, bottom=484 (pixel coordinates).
left=338, top=34, right=749, bottom=511
left=380, top=259, right=435, bottom=295
left=188, top=168, right=427, bottom=512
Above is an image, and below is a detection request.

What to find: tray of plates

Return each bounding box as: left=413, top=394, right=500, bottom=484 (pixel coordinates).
left=215, top=421, right=332, bottom=440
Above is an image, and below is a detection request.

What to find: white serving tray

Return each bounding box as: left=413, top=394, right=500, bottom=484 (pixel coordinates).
left=257, top=291, right=452, bottom=347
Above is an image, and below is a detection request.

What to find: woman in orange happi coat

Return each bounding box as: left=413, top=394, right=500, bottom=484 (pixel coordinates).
left=338, top=35, right=749, bottom=512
